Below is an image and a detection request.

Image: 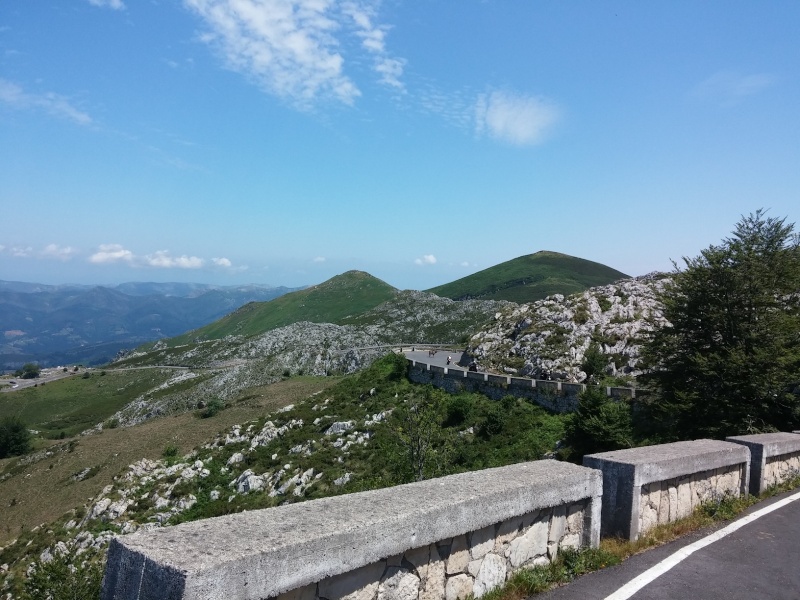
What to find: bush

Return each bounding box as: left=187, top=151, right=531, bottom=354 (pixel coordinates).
left=0, top=415, right=33, bottom=458
left=22, top=547, right=104, bottom=600
left=199, top=398, right=224, bottom=418
left=18, top=363, right=41, bottom=379
left=563, top=386, right=634, bottom=459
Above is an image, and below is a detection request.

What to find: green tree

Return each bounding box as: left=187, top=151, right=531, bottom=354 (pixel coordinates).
left=581, top=342, right=607, bottom=381
left=17, top=363, right=41, bottom=379
left=380, top=389, right=451, bottom=483
left=563, top=386, right=634, bottom=459
left=641, top=210, right=800, bottom=439
left=0, top=415, right=33, bottom=458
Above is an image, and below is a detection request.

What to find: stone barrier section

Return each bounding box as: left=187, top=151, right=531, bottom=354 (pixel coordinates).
left=727, top=433, right=800, bottom=495
left=583, top=440, right=750, bottom=540
left=101, top=461, right=602, bottom=600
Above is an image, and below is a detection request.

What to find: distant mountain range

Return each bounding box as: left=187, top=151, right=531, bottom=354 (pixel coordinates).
left=1, top=251, right=630, bottom=371
left=0, top=281, right=302, bottom=369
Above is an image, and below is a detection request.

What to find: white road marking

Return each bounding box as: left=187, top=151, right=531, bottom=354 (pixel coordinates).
left=604, top=489, right=800, bottom=600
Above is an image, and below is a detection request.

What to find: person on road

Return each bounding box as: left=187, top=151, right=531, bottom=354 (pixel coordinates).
left=446, top=355, right=452, bottom=365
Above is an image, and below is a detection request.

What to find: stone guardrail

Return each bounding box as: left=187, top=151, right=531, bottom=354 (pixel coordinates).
left=407, top=360, right=640, bottom=414
left=101, top=461, right=602, bottom=600
left=727, top=432, right=800, bottom=495
left=583, top=440, right=750, bottom=541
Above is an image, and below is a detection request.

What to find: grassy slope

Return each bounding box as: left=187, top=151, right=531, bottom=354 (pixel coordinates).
left=427, top=251, right=630, bottom=303
left=166, top=271, right=397, bottom=345
left=0, top=376, right=337, bottom=544
left=0, top=370, right=176, bottom=439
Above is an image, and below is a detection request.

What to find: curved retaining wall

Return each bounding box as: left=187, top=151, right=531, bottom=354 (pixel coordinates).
left=406, top=359, right=640, bottom=414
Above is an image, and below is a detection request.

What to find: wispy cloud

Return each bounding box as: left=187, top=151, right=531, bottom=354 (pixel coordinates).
left=0, top=78, right=92, bottom=125
left=342, top=1, right=405, bottom=90
left=185, top=0, right=359, bottom=107
left=690, top=70, right=776, bottom=106
left=87, top=0, right=125, bottom=9
left=89, top=244, right=135, bottom=264
left=11, top=246, right=33, bottom=258
left=41, top=244, right=79, bottom=261
left=145, top=250, right=205, bottom=269
left=183, top=0, right=404, bottom=107
left=414, top=254, right=437, bottom=266
left=474, top=90, right=560, bottom=146
left=85, top=244, right=242, bottom=271
left=312, top=256, right=326, bottom=263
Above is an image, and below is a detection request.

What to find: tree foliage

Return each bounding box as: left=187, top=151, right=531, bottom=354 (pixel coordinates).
left=0, top=415, right=32, bottom=458
left=642, top=210, right=800, bottom=439
left=16, top=362, right=41, bottom=379
left=563, top=387, right=635, bottom=459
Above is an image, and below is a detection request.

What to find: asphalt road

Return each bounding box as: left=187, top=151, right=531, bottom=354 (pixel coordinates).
left=538, top=488, right=800, bottom=600
left=404, top=349, right=470, bottom=369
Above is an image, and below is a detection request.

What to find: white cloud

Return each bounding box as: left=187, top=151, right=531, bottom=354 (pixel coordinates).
left=342, top=1, right=405, bottom=90
left=145, top=250, right=205, bottom=269
left=460, top=261, right=470, bottom=267
left=184, top=0, right=361, bottom=107
left=89, top=244, right=134, bottom=264
left=41, top=244, right=78, bottom=261
left=0, top=78, right=92, bottom=125
left=87, top=0, right=125, bottom=9
left=11, top=246, right=33, bottom=258
left=212, top=257, right=232, bottom=267
left=414, top=254, right=437, bottom=266
left=312, top=256, right=326, bottom=262
left=475, top=90, right=560, bottom=146
left=691, top=71, right=775, bottom=106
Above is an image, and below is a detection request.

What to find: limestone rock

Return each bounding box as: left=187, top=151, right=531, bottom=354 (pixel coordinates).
left=473, top=553, right=506, bottom=598
left=446, top=535, right=469, bottom=575
left=378, top=567, right=420, bottom=600
left=508, top=518, right=548, bottom=568
left=444, top=574, right=473, bottom=600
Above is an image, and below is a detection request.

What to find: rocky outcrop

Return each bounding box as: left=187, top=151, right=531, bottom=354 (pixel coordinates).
left=468, top=274, right=671, bottom=382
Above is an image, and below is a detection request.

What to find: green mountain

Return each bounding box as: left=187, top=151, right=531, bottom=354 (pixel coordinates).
left=426, top=251, right=629, bottom=303
left=167, top=271, right=398, bottom=344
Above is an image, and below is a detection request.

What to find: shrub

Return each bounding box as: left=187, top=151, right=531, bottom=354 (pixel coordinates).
left=0, top=415, right=33, bottom=458
left=200, top=398, right=224, bottom=418
left=19, top=363, right=41, bottom=379
left=22, top=547, right=104, bottom=600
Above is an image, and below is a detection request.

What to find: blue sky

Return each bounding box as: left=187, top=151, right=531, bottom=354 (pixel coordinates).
left=1, top=1, right=798, bottom=290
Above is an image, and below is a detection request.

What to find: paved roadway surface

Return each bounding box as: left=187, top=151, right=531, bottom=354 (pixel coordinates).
left=539, top=488, right=800, bottom=600
left=404, top=349, right=470, bottom=369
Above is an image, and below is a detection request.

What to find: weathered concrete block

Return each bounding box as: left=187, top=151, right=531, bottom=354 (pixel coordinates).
left=102, top=461, right=601, bottom=600
left=727, top=432, right=800, bottom=495
left=584, top=439, right=750, bottom=540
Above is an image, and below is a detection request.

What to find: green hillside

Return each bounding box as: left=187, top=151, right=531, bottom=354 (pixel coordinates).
left=168, top=271, right=397, bottom=344
left=427, top=251, right=629, bottom=303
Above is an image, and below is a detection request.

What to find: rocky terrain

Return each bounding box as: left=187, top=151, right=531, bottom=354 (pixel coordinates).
left=107, top=292, right=508, bottom=427
left=468, top=274, right=671, bottom=383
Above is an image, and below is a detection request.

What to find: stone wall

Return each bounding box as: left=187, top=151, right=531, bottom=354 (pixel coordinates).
left=407, top=362, right=579, bottom=413
left=763, top=451, right=800, bottom=489
left=584, top=440, right=750, bottom=540
left=639, top=464, right=744, bottom=533
left=276, top=501, right=589, bottom=600
left=101, top=461, right=601, bottom=600
left=727, top=433, right=800, bottom=495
